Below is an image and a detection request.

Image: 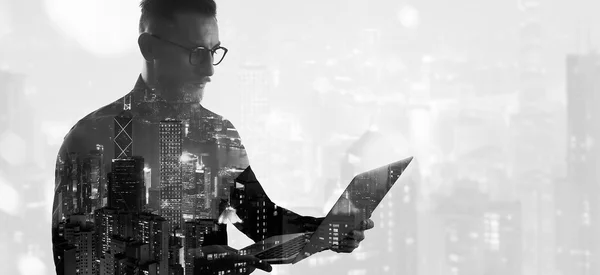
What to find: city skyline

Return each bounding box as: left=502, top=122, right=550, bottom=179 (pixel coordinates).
left=1, top=0, right=597, bottom=274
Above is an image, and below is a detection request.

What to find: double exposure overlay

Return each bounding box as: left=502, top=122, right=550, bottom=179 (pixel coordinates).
left=3, top=0, right=597, bottom=274
left=51, top=75, right=412, bottom=274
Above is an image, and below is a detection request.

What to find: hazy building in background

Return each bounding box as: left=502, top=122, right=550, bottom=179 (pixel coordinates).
left=512, top=1, right=558, bottom=274
left=556, top=52, right=600, bottom=275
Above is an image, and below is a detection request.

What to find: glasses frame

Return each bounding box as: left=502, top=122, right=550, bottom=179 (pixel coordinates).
left=150, top=34, right=228, bottom=66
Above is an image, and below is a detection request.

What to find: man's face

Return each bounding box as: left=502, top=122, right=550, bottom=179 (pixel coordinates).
left=151, top=12, right=220, bottom=103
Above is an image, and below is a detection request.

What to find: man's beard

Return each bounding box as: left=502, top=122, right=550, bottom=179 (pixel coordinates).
left=155, top=77, right=204, bottom=104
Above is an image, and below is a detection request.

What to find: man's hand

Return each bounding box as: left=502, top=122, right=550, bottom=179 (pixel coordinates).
left=331, top=219, right=375, bottom=253
left=214, top=254, right=272, bottom=274
left=196, top=245, right=272, bottom=275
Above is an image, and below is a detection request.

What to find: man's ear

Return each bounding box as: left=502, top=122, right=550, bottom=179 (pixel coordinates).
left=138, top=33, right=155, bottom=62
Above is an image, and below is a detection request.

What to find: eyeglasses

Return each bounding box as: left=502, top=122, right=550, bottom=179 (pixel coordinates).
left=150, top=34, right=228, bottom=66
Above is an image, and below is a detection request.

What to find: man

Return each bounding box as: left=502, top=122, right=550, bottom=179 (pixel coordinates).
left=52, top=0, right=374, bottom=274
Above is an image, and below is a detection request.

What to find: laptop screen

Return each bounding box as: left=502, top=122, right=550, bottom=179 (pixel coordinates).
left=292, top=156, right=414, bottom=263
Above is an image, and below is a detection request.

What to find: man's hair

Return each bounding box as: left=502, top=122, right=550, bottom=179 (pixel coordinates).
left=139, top=0, right=217, bottom=33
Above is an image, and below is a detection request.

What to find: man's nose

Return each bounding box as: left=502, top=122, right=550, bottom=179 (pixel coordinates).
left=195, top=54, right=214, bottom=76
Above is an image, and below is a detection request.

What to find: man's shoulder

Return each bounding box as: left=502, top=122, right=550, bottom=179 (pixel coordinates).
left=82, top=94, right=130, bottom=122
left=60, top=94, right=129, bottom=149
left=200, top=105, right=235, bottom=127
left=199, top=105, right=244, bottom=144
left=199, top=105, right=222, bottom=119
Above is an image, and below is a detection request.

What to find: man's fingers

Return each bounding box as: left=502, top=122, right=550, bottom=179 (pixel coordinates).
left=254, top=260, right=273, bottom=273
left=250, top=258, right=272, bottom=273
left=359, top=219, right=375, bottom=230
left=341, top=238, right=359, bottom=249
left=333, top=238, right=359, bottom=253
left=349, top=230, right=365, bottom=242
left=218, top=255, right=272, bottom=273
left=246, top=265, right=257, bottom=274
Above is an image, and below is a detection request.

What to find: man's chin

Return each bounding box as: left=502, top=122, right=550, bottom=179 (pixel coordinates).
left=182, top=84, right=204, bottom=103
left=164, top=86, right=204, bottom=104
left=155, top=80, right=205, bottom=104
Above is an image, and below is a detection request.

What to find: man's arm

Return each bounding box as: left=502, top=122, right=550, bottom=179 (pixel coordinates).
left=220, top=119, right=324, bottom=242
left=230, top=165, right=324, bottom=242
left=222, top=118, right=372, bottom=254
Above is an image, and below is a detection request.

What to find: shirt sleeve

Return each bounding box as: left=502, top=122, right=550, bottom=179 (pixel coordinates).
left=221, top=119, right=325, bottom=242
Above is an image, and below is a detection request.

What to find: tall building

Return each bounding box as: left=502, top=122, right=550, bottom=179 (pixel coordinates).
left=159, top=119, right=184, bottom=231
left=83, top=147, right=105, bottom=214
left=94, top=208, right=170, bottom=275
left=434, top=182, right=524, bottom=275
left=184, top=219, right=225, bottom=274
left=97, top=145, right=108, bottom=207
left=181, top=152, right=199, bottom=220
left=483, top=201, right=522, bottom=275
left=144, top=167, right=151, bottom=206
left=113, top=242, right=158, bottom=275
left=0, top=70, right=36, bottom=169
left=94, top=208, right=135, bottom=260
left=436, top=181, right=488, bottom=275
left=114, top=111, right=133, bottom=159
left=513, top=1, right=557, bottom=274
left=217, top=166, right=245, bottom=201
left=54, top=241, right=77, bottom=275
left=101, top=235, right=139, bottom=275
left=198, top=159, right=212, bottom=219
left=61, top=214, right=97, bottom=275
left=65, top=152, right=81, bottom=215
left=384, top=160, right=419, bottom=275
left=193, top=159, right=207, bottom=214
left=556, top=52, right=600, bottom=275
left=55, top=154, right=67, bottom=226
left=148, top=187, right=160, bottom=213
left=184, top=219, right=220, bottom=275
left=168, top=236, right=184, bottom=275
left=108, top=156, right=145, bottom=213
left=136, top=212, right=170, bottom=274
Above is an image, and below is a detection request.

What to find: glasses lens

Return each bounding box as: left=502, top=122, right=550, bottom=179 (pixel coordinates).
left=190, top=48, right=227, bottom=65
left=212, top=48, right=227, bottom=65
left=190, top=49, right=204, bottom=66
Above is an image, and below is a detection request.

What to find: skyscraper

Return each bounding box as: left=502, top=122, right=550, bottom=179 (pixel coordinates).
left=62, top=215, right=97, bottom=275
left=514, top=1, right=557, bottom=274
left=107, top=156, right=145, bottom=213
left=436, top=181, right=488, bottom=275
left=384, top=161, right=419, bottom=275
left=159, top=119, right=184, bottom=231
left=556, top=52, right=600, bottom=275
left=136, top=212, right=170, bottom=274
left=143, top=167, right=151, bottom=206
left=94, top=209, right=170, bottom=275
left=484, top=201, right=522, bottom=275
left=83, top=147, right=104, bottom=214
left=184, top=219, right=219, bottom=275
left=66, top=152, right=81, bottom=215
left=94, top=208, right=135, bottom=260
left=181, top=152, right=199, bottom=220
left=114, top=111, right=133, bottom=159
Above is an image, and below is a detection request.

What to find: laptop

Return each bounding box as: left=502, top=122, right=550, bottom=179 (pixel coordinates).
left=238, top=156, right=414, bottom=265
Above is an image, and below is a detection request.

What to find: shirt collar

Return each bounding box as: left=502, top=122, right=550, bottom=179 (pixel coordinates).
left=128, top=74, right=203, bottom=121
